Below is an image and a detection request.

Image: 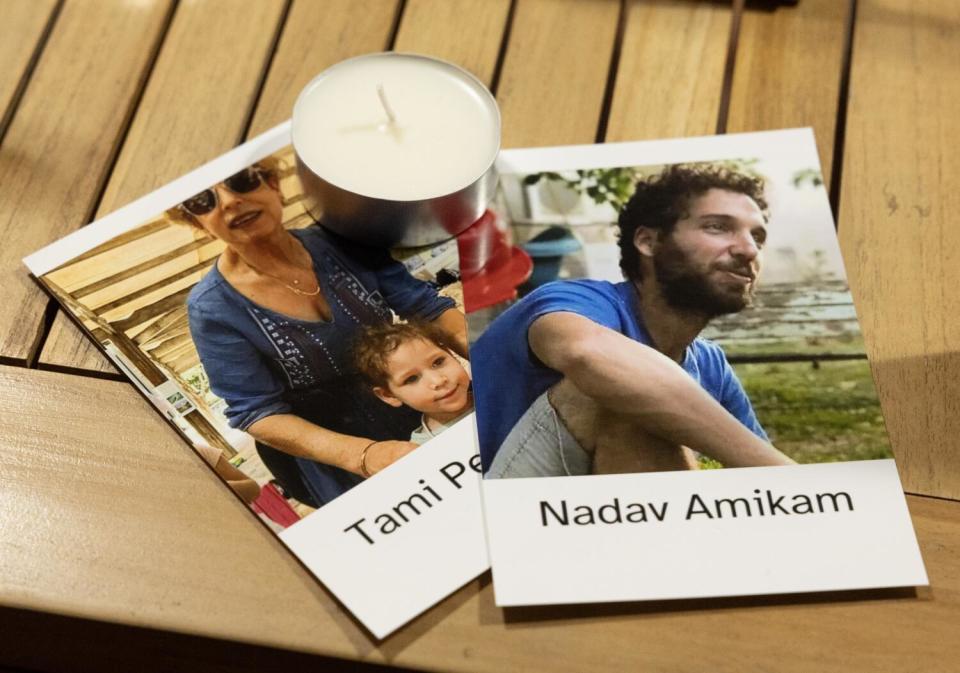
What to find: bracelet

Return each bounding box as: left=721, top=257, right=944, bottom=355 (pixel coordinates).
left=359, top=440, right=379, bottom=478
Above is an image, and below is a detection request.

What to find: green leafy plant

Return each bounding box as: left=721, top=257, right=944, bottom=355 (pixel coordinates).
left=792, top=168, right=824, bottom=188
left=523, top=168, right=639, bottom=212
left=183, top=366, right=210, bottom=397
left=522, top=159, right=768, bottom=214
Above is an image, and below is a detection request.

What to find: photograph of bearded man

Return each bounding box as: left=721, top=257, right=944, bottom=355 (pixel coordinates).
left=473, top=164, right=796, bottom=478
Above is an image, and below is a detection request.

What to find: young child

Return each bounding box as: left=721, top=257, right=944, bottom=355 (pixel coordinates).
left=354, top=321, right=473, bottom=445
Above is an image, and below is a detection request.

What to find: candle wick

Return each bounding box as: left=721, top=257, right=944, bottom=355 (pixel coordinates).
left=377, top=84, right=397, bottom=125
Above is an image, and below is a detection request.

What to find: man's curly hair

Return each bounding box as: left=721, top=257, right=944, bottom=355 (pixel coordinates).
left=617, top=163, right=768, bottom=281
left=353, top=321, right=457, bottom=389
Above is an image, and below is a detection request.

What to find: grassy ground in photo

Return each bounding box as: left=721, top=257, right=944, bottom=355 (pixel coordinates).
left=732, top=358, right=893, bottom=464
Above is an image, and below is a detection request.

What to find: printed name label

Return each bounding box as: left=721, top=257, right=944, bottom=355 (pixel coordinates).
left=484, top=461, right=926, bottom=607
left=537, top=488, right=856, bottom=527
left=345, top=456, right=482, bottom=544
left=280, top=416, right=488, bottom=639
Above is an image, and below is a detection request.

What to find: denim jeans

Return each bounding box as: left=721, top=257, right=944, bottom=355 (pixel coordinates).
left=485, top=390, right=592, bottom=479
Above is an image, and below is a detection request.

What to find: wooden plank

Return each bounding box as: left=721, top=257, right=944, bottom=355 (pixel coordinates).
left=46, top=225, right=210, bottom=294
left=146, top=332, right=192, bottom=361
left=71, top=238, right=214, bottom=299
left=1, top=366, right=958, bottom=670
left=0, top=0, right=59, bottom=135
left=839, top=0, right=960, bottom=500
left=133, top=310, right=189, bottom=348
left=38, top=0, right=286, bottom=374
left=0, top=366, right=359, bottom=657
left=110, top=287, right=194, bottom=333
left=606, top=0, right=730, bottom=142
left=393, top=0, right=512, bottom=87
left=0, top=0, right=172, bottom=365
left=247, top=0, right=400, bottom=136
left=497, top=0, right=621, bottom=147
left=726, top=0, right=850, bottom=185
left=65, top=220, right=171, bottom=264
left=90, top=259, right=214, bottom=316
left=97, top=0, right=286, bottom=215
left=139, top=325, right=190, bottom=355
left=41, top=0, right=396, bottom=374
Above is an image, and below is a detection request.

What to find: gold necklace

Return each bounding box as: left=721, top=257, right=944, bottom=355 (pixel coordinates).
left=243, top=257, right=321, bottom=297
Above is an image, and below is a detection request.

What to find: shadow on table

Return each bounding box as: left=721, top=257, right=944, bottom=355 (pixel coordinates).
left=0, top=605, right=409, bottom=673
left=497, top=586, right=921, bottom=626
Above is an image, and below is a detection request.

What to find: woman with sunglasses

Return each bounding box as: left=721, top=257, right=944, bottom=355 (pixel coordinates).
left=175, top=160, right=468, bottom=509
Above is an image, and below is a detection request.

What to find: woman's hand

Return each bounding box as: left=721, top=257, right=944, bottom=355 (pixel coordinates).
left=362, top=440, right=419, bottom=476
left=247, top=414, right=424, bottom=476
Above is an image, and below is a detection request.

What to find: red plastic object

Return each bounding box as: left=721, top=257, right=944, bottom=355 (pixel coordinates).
left=251, top=482, right=301, bottom=528
left=457, top=210, right=532, bottom=312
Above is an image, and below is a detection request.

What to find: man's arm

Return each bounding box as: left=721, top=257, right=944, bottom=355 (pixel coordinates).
left=529, top=312, right=794, bottom=467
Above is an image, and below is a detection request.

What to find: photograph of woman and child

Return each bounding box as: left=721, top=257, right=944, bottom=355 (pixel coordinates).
left=178, top=157, right=474, bottom=510
left=39, top=149, right=474, bottom=519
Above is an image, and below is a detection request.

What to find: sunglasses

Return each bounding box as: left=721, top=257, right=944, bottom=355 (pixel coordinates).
left=179, top=167, right=267, bottom=217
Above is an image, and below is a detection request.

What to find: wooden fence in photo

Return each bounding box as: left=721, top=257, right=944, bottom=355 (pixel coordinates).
left=41, top=148, right=309, bottom=455
left=704, top=279, right=866, bottom=363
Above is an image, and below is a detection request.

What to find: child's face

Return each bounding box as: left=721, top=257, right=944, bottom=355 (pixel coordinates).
left=374, top=338, right=471, bottom=419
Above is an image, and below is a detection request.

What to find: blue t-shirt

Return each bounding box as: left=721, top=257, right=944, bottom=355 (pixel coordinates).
left=471, top=279, right=767, bottom=470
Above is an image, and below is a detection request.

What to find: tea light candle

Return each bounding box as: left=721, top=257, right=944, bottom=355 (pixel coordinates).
left=292, top=52, right=501, bottom=247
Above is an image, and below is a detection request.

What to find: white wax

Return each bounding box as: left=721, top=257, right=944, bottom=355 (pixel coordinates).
left=292, top=53, right=500, bottom=202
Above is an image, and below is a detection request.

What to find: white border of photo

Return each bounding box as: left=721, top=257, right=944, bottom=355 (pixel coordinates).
left=23, top=122, right=488, bottom=639
left=481, top=129, right=927, bottom=607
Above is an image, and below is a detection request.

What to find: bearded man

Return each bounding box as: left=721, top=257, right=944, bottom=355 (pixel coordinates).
left=473, top=164, right=795, bottom=478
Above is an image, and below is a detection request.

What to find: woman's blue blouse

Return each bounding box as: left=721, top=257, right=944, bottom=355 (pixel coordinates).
left=187, top=226, right=455, bottom=433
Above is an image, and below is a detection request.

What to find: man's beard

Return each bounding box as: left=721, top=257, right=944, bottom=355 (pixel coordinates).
left=651, top=237, right=756, bottom=318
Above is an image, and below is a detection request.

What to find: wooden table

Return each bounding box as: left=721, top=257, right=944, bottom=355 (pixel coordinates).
left=2, top=1, right=959, bottom=670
